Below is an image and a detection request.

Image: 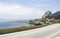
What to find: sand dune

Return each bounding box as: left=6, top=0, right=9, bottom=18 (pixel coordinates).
left=0, top=23, right=60, bottom=38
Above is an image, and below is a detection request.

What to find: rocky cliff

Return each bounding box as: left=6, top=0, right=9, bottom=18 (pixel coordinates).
left=43, top=11, right=60, bottom=19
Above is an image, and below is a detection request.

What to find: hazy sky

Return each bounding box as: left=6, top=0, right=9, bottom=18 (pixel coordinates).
left=0, top=0, right=60, bottom=20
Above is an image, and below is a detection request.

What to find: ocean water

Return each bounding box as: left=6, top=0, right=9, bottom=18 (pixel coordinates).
left=0, top=21, right=32, bottom=29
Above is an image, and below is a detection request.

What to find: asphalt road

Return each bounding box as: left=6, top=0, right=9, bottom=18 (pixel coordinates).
left=0, top=23, right=60, bottom=38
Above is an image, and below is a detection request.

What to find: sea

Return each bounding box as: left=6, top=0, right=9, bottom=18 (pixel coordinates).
left=0, top=21, right=32, bottom=29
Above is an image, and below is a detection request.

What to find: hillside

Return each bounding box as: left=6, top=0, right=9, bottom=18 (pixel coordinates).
left=44, top=11, right=60, bottom=19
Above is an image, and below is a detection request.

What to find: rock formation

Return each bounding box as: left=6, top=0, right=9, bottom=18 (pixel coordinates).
left=51, top=11, right=60, bottom=19
left=42, top=11, right=52, bottom=18
left=42, top=11, right=60, bottom=19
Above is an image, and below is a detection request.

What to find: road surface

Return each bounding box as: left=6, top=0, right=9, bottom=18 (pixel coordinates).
left=0, top=23, right=60, bottom=38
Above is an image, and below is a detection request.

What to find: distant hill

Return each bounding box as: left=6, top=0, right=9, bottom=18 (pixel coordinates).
left=42, top=11, right=52, bottom=19
left=43, top=11, right=60, bottom=19
left=50, top=11, right=60, bottom=19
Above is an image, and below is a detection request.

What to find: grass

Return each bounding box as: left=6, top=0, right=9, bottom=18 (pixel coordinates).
left=0, top=24, right=48, bottom=35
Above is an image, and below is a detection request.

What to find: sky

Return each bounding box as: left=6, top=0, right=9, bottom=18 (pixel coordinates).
left=0, top=0, right=60, bottom=20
